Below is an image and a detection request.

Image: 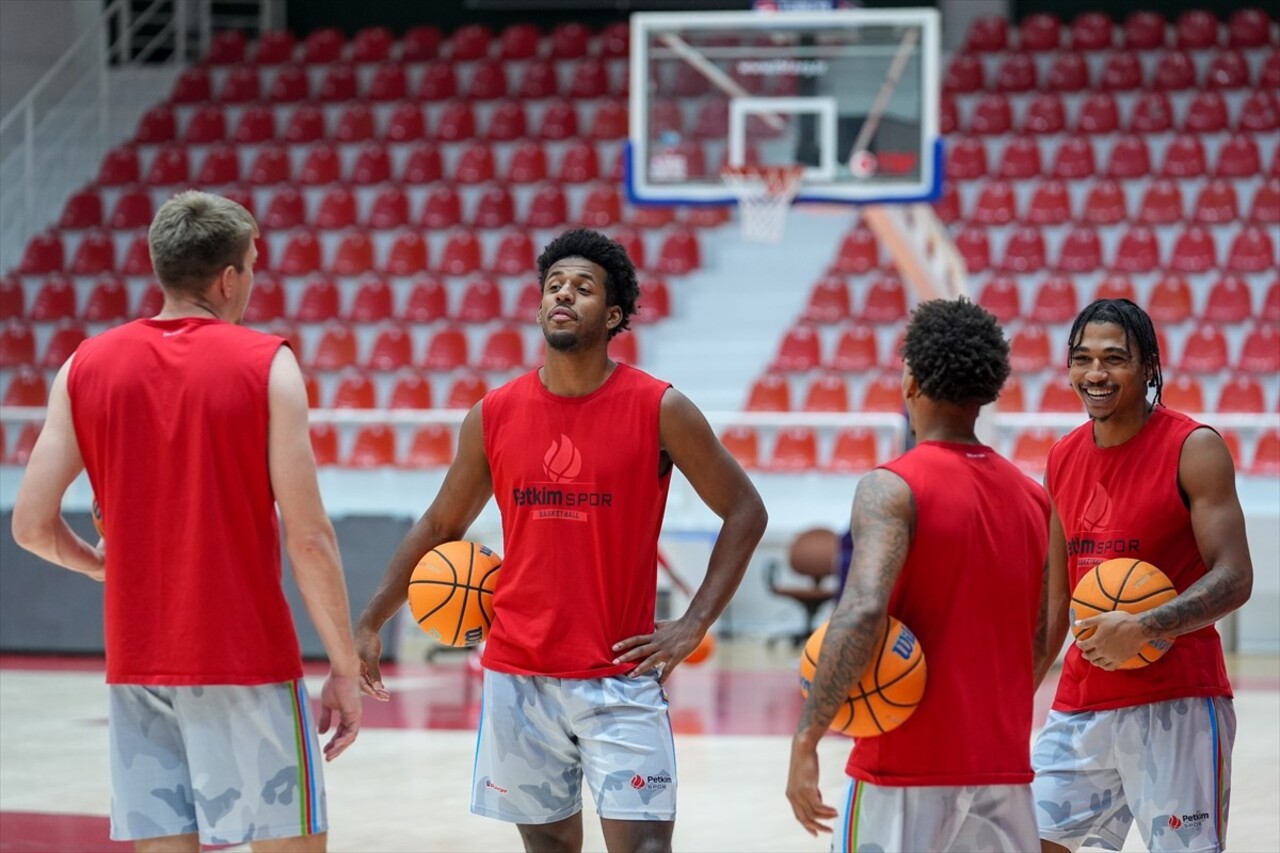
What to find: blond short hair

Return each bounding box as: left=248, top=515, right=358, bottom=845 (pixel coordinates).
left=148, top=191, right=257, bottom=295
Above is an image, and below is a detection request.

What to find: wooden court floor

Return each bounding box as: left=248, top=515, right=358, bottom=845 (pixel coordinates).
left=1, top=644, right=1276, bottom=852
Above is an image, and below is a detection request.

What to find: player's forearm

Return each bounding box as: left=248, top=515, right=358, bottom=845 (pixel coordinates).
left=681, top=498, right=767, bottom=631
left=12, top=515, right=102, bottom=577
left=794, top=605, right=884, bottom=745
left=1139, top=565, right=1252, bottom=639
left=286, top=527, right=360, bottom=676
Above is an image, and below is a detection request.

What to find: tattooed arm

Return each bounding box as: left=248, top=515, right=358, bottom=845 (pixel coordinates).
left=1141, top=428, right=1252, bottom=637
left=786, top=469, right=914, bottom=836
left=1076, top=429, right=1253, bottom=670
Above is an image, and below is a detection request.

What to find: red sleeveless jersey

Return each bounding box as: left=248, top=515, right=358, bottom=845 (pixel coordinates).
left=846, top=442, right=1050, bottom=787
left=481, top=364, right=672, bottom=678
left=69, top=318, right=303, bottom=685
left=1046, top=406, right=1232, bottom=712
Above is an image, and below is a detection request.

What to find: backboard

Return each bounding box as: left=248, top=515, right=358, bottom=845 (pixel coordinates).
left=627, top=8, right=941, bottom=206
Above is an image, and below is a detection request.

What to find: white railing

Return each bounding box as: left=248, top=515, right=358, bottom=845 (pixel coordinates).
left=0, top=0, right=278, bottom=271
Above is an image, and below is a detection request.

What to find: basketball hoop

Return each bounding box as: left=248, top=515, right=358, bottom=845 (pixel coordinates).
left=721, top=165, right=806, bottom=243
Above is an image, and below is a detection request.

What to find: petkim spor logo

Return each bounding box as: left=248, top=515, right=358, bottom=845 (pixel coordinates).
left=630, top=772, right=672, bottom=792
left=543, top=434, right=582, bottom=482
left=1169, top=811, right=1210, bottom=831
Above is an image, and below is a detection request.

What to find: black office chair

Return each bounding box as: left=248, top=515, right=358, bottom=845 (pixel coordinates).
left=767, top=527, right=840, bottom=648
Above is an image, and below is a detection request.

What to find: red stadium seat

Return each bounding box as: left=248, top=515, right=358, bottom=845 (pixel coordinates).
left=939, top=96, right=960, bottom=135
left=298, top=143, right=340, bottom=185
left=331, top=231, right=375, bottom=276
left=1128, top=92, right=1174, bottom=134
left=40, top=319, right=86, bottom=368
left=385, top=372, right=432, bottom=410
left=1239, top=325, right=1280, bottom=373
left=999, top=376, right=1026, bottom=412
left=449, top=24, right=493, bottom=61
left=268, top=65, right=309, bottom=102
left=1227, top=8, right=1270, bottom=47
left=195, top=143, right=241, bottom=186
left=965, top=16, right=1008, bottom=52
left=219, top=65, right=261, bottom=103
left=1056, top=226, right=1102, bottom=273
left=953, top=227, right=991, bottom=274
left=455, top=144, right=498, bottom=186
left=438, top=230, right=483, bottom=276
left=207, top=30, right=247, bottom=65
left=946, top=137, right=987, bottom=180
left=1104, top=135, right=1150, bottom=180
left=504, top=141, right=548, bottom=185
left=1261, top=279, right=1280, bottom=323
left=1182, top=92, right=1228, bottom=134
left=1046, top=52, right=1087, bottom=92
left=382, top=230, right=429, bottom=276
left=1025, top=179, right=1071, bottom=225
left=1000, top=226, right=1047, bottom=273
left=402, top=25, right=442, bottom=61
left=345, top=425, right=396, bottom=468
left=313, top=185, right=357, bottom=230
left=1039, top=381, right=1083, bottom=414
left=943, top=53, right=985, bottom=94
left=435, top=101, right=477, bottom=142
left=932, top=182, right=962, bottom=223
left=383, top=102, right=425, bottom=142
left=1076, top=92, right=1119, bottom=134
left=972, top=180, right=1017, bottom=225
left=766, top=427, right=819, bottom=472
left=1179, top=325, right=1229, bottom=373
left=484, top=100, right=527, bottom=142
left=589, top=100, right=628, bottom=141
left=498, top=22, right=541, bottom=60
left=1122, top=11, right=1166, bottom=49
left=119, top=233, right=153, bottom=276
left=1250, top=179, right=1280, bottom=226
left=1237, top=91, right=1279, bottom=133
left=401, top=143, right=444, bottom=185
left=1023, top=91, right=1066, bottom=132
left=277, top=230, right=322, bottom=277
left=241, top=276, right=284, bottom=324
left=579, top=184, right=623, bottom=228
left=487, top=229, right=535, bottom=277
left=477, top=326, right=527, bottom=371
left=416, top=61, right=457, bottom=100
left=1009, top=325, right=1051, bottom=372
left=82, top=276, right=128, bottom=322
left=404, top=276, right=448, bottom=324
left=635, top=277, right=671, bottom=324
left=996, top=137, right=1041, bottom=180
left=1030, top=276, right=1078, bottom=324
left=557, top=141, right=600, bottom=184
left=1215, top=135, right=1261, bottom=179
left=363, top=185, right=409, bottom=230
left=970, top=94, right=1012, bottom=135
left=1174, top=9, right=1219, bottom=49
left=260, top=186, right=305, bottom=230
left=1226, top=225, right=1276, bottom=273
left=745, top=372, right=791, bottom=412
left=800, top=276, right=851, bottom=324
left=59, top=187, right=103, bottom=230
left=1020, top=12, right=1063, bottom=49
left=1049, top=137, right=1094, bottom=180
left=467, top=60, right=509, bottom=101
left=1217, top=375, right=1265, bottom=413
left=309, top=425, right=338, bottom=467
left=995, top=53, right=1037, bottom=92
left=105, top=186, right=150, bottom=230
left=331, top=370, right=377, bottom=409
left=516, top=59, right=559, bottom=100
left=719, top=427, right=760, bottom=470
left=861, top=372, right=904, bottom=413
left=978, top=276, right=1020, bottom=324
left=1161, top=375, right=1206, bottom=413
left=1251, top=431, right=1280, bottom=477
left=19, top=233, right=64, bottom=277
left=1148, top=275, right=1194, bottom=324
left=0, top=276, right=24, bottom=320
left=68, top=229, right=115, bottom=276
left=1069, top=12, right=1114, bottom=51
left=1137, top=179, right=1185, bottom=225
left=523, top=184, right=568, bottom=229
left=252, top=30, right=297, bottom=64
left=507, top=282, right=542, bottom=323
left=0, top=319, right=34, bottom=368
left=343, top=277, right=391, bottom=324
left=825, top=428, right=879, bottom=473
left=1160, top=134, right=1207, bottom=179
left=445, top=373, right=488, bottom=409
left=352, top=27, right=394, bottom=63
left=291, top=277, right=338, bottom=323
left=147, top=144, right=190, bottom=185
left=610, top=331, right=639, bottom=365
left=134, top=282, right=165, bottom=319
left=828, top=224, right=881, bottom=275
left=317, top=64, right=358, bottom=102
left=1099, top=52, right=1143, bottom=91
left=454, top=277, right=504, bottom=324
left=1111, top=225, right=1160, bottom=274
left=420, top=185, right=463, bottom=230
left=1168, top=225, right=1218, bottom=273
left=247, top=143, right=291, bottom=185
left=1191, top=180, right=1238, bottom=225
left=568, top=57, right=612, bottom=99
left=827, top=323, right=878, bottom=372
left=280, top=104, right=324, bottom=143
left=359, top=323, right=412, bottom=372
left=134, top=104, right=176, bottom=144
left=333, top=103, right=375, bottom=142
left=3, top=364, right=48, bottom=406
left=771, top=324, right=821, bottom=372
left=1094, top=274, right=1136, bottom=304
left=309, top=323, right=357, bottom=372
left=404, top=426, right=454, bottom=469
left=537, top=100, right=579, bottom=141
left=170, top=66, right=211, bottom=103
left=96, top=145, right=140, bottom=187
left=1205, top=49, right=1250, bottom=90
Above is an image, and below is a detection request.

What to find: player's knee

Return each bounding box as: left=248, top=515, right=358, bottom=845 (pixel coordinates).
left=518, top=820, right=581, bottom=853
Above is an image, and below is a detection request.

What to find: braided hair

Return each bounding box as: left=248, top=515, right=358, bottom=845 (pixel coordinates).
left=1067, top=299, right=1163, bottom=405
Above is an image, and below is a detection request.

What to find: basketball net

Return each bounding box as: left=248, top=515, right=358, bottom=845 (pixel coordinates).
left=720, top=165, right=806, bottom=243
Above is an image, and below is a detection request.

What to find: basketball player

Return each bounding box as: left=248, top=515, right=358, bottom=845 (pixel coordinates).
left=787, top=298, right=1050, bottom=852
left=356, top=227, right=767, bottom=853
left=11, top=191, right=362, bottom=852
left=1032, top=298, right=1253, bottom=853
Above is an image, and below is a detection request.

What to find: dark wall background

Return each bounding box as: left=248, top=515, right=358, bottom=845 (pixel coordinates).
left=284, top=0, right=937, bottom=38
left=1, top=511, right=413, bottom=661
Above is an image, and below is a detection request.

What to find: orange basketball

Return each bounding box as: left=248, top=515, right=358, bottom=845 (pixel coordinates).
left=90, top=497, right=104, bottom=538
left=684, top=633, right=716, bottom=665
left=798, top=617, right=926, bottom=738
left=1071, top=558, right=1177, bottom=669
left=407, top=541, right=502, bottom=647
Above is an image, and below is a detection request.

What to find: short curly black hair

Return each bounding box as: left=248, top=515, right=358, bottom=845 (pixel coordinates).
left=536, top=228, right=639, bottom=339
left=901, top=298, right=1011, bottom=406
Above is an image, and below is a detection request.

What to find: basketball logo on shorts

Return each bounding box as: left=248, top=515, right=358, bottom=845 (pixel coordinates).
left=543, top=434, right=582, bottom=482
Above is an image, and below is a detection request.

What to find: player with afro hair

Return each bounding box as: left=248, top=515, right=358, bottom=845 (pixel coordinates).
left=900, top=297, right=1011, bottom=407
left=536, top=227, right=639, bottom=340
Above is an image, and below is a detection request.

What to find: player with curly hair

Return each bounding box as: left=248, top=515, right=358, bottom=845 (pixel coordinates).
left=788, top=297, right=1051, bottom=853
left=356, top=228, right=767, bottom=853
